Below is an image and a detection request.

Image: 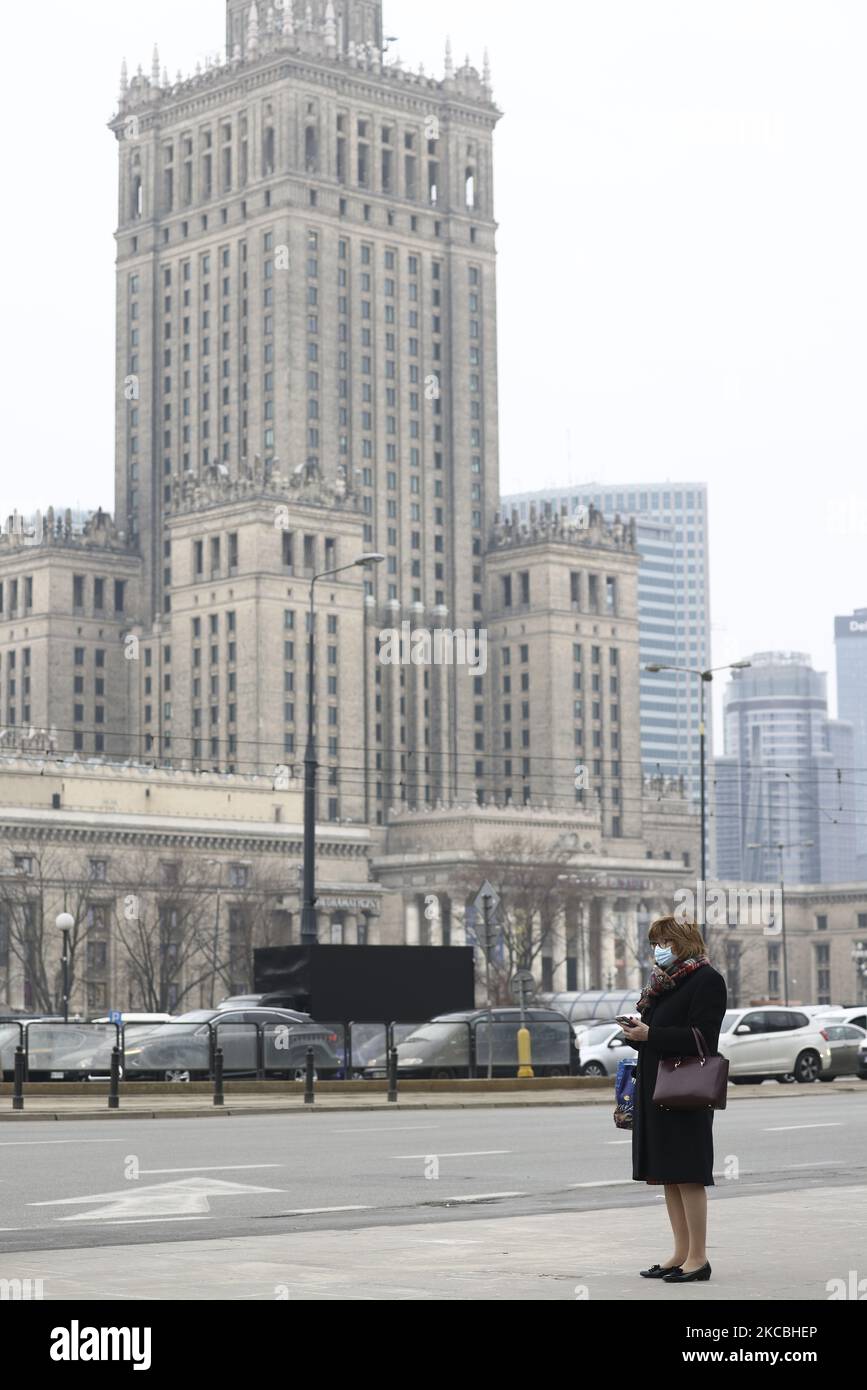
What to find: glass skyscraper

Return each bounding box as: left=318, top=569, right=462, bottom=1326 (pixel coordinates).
left=500, top=482, right=711, bottom=804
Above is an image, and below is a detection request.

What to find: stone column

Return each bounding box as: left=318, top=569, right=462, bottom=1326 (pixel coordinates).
left=405, top=896, right=420, bottom=946
left=598, top=898, right=618, bottom=992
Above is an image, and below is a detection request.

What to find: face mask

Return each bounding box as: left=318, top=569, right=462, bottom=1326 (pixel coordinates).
left=654, top=945, right=675, bottom=967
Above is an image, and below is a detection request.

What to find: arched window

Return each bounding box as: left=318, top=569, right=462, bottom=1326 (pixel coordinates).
left=465, top=168, right=476, bottom=210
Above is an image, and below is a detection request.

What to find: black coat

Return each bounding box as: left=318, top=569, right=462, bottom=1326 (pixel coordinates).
left=628, top=964, right=728, bottom=1186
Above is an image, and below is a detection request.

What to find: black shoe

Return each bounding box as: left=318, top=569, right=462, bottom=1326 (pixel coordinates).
left=639, top=1263, right=684, bottom=1278
left=663, top=1262, right=711, bottom=1283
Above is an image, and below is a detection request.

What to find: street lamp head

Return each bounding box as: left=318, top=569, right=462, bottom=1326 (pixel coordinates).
left=730, top=660, right=751, bottom=670
left=355, top=552, right=385, bottom=567
left=56, top=912, right=75, bottom=931
left=645, top=664, right=664, bottom=673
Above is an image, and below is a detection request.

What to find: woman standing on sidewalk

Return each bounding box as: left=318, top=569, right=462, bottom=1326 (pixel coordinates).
left=621, top=915, right=727, bottom=1284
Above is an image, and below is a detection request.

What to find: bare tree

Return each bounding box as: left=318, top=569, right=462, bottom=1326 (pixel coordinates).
left=0, top=846, right=91, bottom=1013
left=456, top=834, right=576, bottom=1004
left=111, top=851, right=221, bottom=1012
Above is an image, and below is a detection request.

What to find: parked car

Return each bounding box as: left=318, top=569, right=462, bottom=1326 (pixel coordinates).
left=2, top=1020, right=116, bottom=1081
left=817, top=1023, right=867, bottom=1080
left=815, top=1006, right=867, bottom=1032
left=858, top=1038, right=867, bottom=1080
left=717, top=1007, right=832, bottom=1083
left=216, top=993, right=312, bottom=1015
left=363, top=1007, right=580, bottom=1079
left=120, top=1008, right=343, bottom=1081
left=578, top=1022, right=636, bottom=1077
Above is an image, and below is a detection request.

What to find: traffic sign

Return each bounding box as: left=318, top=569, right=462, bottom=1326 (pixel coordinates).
left=510, top=969, right=535, bottom=1000
left=474, top=881, right=499, bottom=914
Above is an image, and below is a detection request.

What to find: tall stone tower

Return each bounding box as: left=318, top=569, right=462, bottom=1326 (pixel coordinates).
left=112, top=0, right=500, bottom=814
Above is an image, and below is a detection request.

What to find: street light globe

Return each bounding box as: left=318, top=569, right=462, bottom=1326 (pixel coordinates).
left=56, top=912, right=75, bottom=931
left=355, top=552, right=385, bottom=567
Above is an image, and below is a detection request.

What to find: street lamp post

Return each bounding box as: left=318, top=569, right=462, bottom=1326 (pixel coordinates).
left=301, top=553, right=384, bottom=944
left=644, top=661, right=751, bottom=884
left=56, top=912, right=75, bottom=1023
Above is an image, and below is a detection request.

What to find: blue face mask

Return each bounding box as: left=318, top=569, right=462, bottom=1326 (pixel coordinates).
left=654, top=945, right=675, bottom=967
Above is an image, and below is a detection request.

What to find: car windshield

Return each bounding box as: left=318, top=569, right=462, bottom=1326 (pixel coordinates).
left=719, top=1011, right=740, bottom=1033
left=400, top=1023, right=461, bottom=1046
left=583, top=1024, right=618, bottom=1043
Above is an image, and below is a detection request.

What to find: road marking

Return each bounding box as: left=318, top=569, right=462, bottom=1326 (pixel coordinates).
left=137, top=1164, right=283, bottom=1175
left=0, top=1139, right=126, bottom=1147
left=569, top=1180, right=635, bottom=1187
left=764, top=1123, right=844, bottom=1132
left=781, top=1160, right=844, bottom=1168
left=31, top=1176, right=284, bottom=1222
left=278, top=1205, right=372, bottom=1215
left=86, top=1217, right=211, bottom=1226
left=445, top=1192, right=524, bottom=1203
left=394, top=1149, right=510, bottom=1159
left=329, top=1125, right=440, bottom=1134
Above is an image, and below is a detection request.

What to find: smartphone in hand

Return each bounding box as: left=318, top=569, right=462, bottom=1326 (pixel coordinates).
left=616, top=1015, right=638, bottom=1026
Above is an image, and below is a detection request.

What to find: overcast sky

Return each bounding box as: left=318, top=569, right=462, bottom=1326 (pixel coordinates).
left=2, top=1, right=865, bottom=742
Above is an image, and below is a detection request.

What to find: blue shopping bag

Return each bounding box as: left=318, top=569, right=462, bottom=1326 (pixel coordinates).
left=613, top=1057, right=636, bottom=1129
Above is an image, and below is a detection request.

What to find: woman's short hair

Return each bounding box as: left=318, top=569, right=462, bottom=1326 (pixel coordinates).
left=649, top=914, right=706, bottom=960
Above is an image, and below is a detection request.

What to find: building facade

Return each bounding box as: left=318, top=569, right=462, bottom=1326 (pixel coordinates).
left=501, top=482, right=712, bottom=810
left=835, top=609, right=867, bottom=870
left=714, top=652, right=856, bottom=885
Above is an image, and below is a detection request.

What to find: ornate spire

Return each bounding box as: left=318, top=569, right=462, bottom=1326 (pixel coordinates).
left=444, top=37, right=454, bottom=79
left=266, top=4, right=275, bottom=34
left=282, top=0, right=295, bottom=37
left=347, top=37, right=357, bottom=65
left=483, top=48, right=491, bottom=88
left=324, top=0, right=336, bottom=50
left=151, top=44, right=160, bottom=85
left=247, top=1, right=260, bottom=55
left=119, top=58, right=129, bottom=100
left=305, top=2, right=313, bottom=34
left=162, top=65, right=169, bottom=87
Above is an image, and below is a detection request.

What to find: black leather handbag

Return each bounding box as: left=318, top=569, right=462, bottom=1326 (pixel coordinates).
left=652, top=1026, right=728, bottom=1111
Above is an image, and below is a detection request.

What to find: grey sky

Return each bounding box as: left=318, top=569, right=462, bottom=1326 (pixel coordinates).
left=2, top=1, right=865, bottom=741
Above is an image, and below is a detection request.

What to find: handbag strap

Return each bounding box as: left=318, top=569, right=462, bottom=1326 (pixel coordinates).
left=691, top=1026, right=708, bottom=1060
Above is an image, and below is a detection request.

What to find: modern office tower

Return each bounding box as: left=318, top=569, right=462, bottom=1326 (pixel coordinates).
left=714, top=652, right=856, bottom=885
left=113, top=1, right=500, bottom=812
left=501, top=482, right=711, bottom=801
left=835, top=609, right=867, bottom=868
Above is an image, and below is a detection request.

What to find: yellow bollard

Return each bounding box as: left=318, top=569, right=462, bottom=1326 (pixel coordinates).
left=517, top=1026, right=534, bottom=1079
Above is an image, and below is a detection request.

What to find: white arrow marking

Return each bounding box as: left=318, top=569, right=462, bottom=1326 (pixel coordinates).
left=30, top=1176, right=284, bottom=1222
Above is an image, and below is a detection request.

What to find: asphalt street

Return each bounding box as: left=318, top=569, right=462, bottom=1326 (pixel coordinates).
left=0, top=1091, right=864, bottom=1255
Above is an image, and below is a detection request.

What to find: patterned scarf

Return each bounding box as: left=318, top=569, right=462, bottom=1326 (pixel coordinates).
left=636, top=954, right=710, bottom=1020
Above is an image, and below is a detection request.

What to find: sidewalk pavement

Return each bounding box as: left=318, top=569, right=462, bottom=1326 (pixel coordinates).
left=1, top=1182, right=862, bottom=1300
left=0, top=1078, right=863, bottom=1121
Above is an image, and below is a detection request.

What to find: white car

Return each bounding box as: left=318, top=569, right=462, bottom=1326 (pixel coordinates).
left=717, top=1006, right=832, bottom=1084
left=813, top=1005, right=867, bottom=1032
left=578, top=1022, right=636, bottom=1077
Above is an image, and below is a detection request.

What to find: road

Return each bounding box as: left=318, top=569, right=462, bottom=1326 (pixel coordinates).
left=0, top=1092, right=864, bottom=1257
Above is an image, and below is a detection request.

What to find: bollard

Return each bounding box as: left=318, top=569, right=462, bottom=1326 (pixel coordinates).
left=13, top=1046, right=25, bottom=1112
left=108, top=1047, right=121, bottom=1110
left=213, top=1047, right=224, bottom=1107
left=387, top=1046, right=398, bottom=1103
left=304, top=1047, right=315, bottom=1105
left=516, top=1026, right=534, bottom=1080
